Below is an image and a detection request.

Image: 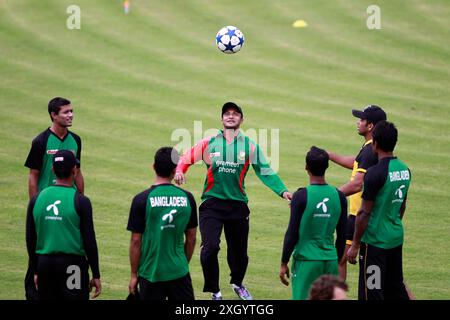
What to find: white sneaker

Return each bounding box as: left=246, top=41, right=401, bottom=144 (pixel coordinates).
left=212, top=291, right=222, bottom=300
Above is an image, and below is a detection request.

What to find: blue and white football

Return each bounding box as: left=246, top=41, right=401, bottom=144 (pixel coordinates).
left=216, top=26, right=245, bottom=54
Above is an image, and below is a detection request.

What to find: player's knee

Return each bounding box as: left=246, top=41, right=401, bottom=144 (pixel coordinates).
left=200, top=243, right=220, bottom=260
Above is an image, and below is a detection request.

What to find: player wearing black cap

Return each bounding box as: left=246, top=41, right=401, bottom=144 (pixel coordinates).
left=324, top=105, right=386, bottom=280
left=26, top=150, right=101, bottom=300
left=175, top=102, right=291, bottom=300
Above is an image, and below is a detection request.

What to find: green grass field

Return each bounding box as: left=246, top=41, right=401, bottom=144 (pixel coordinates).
left=1, top=0, right=449, bottom=300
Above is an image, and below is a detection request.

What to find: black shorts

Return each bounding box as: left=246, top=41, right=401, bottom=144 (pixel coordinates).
left=139, top=273, right=194, bottom=300
left=358, top=243, right=409, bottom=300
left=37, top=254, right=90, bottom=300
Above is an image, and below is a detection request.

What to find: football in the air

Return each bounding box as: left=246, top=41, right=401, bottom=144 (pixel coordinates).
left=215, top=26, right=245, bottom=54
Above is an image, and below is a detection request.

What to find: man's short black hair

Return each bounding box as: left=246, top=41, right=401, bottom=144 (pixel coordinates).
left=53, top=166, right=73, bottom=179
left=373, top=120, right=398, bottom=152
left=306, top=146, right=329, bottom=176
left=154, top=147, right=179, bottom=178
left=48, top=97, right=71, bottom=120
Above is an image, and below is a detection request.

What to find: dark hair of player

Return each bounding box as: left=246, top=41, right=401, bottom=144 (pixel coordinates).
left=373, top=120, right=398, bottom=152
left=48, top=97, right=71, bottom=121
left=306, top=146, right=329, bottom=176
left=154, top=147, right=179, bottom=178
left=53, top=165, right=73, bottom=179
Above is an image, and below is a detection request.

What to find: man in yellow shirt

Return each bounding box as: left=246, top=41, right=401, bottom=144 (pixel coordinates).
left=326, top=105, right=386, bottom=280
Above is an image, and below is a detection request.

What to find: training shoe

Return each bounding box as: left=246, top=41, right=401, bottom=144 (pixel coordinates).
left=232, top=284, right=253, bottom=300
left=211, top=292, right=223, bottom=300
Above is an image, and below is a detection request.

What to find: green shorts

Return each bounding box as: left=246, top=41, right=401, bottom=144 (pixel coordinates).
left=291, top=259, right=338, bottom=300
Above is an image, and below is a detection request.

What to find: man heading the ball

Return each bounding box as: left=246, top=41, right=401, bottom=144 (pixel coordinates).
left=175, top=102, right=292, bottom=300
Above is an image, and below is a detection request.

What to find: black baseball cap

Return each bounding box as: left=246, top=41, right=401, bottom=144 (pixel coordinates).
left=352, top=105, right=386, bottom=125
left=53, top=150, right=79, bottom=172
left=221, top=102, right=243, bottom=117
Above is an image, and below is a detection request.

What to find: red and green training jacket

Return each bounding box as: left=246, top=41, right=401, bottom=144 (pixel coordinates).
left=176, top=130, right=288, bottom=203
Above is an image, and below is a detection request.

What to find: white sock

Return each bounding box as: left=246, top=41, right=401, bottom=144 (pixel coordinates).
left=231, top=284, right=241, bottom=289
left=212, top=291, right=222, bottom=298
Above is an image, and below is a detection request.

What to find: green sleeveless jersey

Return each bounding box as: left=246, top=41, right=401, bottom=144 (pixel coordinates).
left=293, top=185, right=343, bottom=261
left=33, top=186, right=85, bottom=256
left=128, top=184, right=197, bottom=282
left=362, top=157, right=411, bottom=249
left=25, top=128, right=81, bottom=191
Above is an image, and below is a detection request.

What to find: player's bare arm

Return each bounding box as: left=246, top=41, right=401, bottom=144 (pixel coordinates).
left=327, top=151, right=355, bottom=169
left=28, top=169, right=40, bottom=200
left=74, top=168, right=84, bottom=194
left=339, top=171, right=365, bottom=196
left=400, top=196, right=407, bottom=220
left=184, top=228, right=197, bottom=262
left=347, top=199, right=374, bottom=264
left=129, top=232, right=142, bottom=294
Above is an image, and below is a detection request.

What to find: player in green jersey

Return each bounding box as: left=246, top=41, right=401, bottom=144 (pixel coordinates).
left=26, top=150, right=101, bottom=300
left=280, top=146, right=347, bottom=300
left=128, top=147, right=197, bottom=300
left=175, top=102, right=292, bottom=300
left=25, top=97, right=84, bottom=197
left=347, top=121, right=412, bottom=300
left=24, top=97, right=84, bottom=300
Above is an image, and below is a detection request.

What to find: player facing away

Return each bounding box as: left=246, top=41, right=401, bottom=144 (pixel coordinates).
left=175, top=102, right=292, bottom=300
left=347, top=121, right=412, bottom=300
left=26, top=150, right=101, bottom=300
left=24, top=97, right=84, bottom=300
left=279, top=146, right=347, bottom=300
left=325, top=105, right=386, bottom=280
left=128, top=147, right=197, bottom=300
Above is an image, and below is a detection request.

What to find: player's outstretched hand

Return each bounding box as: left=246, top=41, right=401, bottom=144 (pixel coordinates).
left=282, top=191, right=292, bottom=202
left=90, top=278, right=102, bottom=299
left=279, top=263, right=290, bottom=286
left=174, top=172, right=186, bottom=185
left=346, top=244, right=359, bottom=265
